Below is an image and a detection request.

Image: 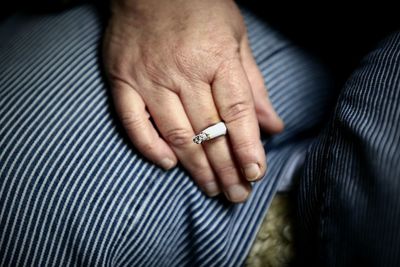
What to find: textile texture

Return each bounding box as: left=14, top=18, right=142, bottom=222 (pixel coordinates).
left=0, top=5, right=332, bottom=267
left=298, top=32, right=400, bottom=267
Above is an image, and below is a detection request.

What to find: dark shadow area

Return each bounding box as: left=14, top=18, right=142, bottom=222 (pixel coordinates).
left=238, top=1, right=400, bottom=92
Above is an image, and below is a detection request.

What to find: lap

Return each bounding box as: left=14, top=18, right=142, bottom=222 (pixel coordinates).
left=298, top=31, right=400, bottom=266
left=0, top=5, right=332, bottom=266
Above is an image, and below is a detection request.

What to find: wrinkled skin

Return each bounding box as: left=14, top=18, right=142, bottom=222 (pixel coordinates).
left=103, top=0, right=284, bottom=203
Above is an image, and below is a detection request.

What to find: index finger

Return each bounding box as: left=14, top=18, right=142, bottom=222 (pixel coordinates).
left=212, top=58, right=267, bottom=181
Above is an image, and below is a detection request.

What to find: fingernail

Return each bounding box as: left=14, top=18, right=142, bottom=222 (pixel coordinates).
left=160, top=158, right=175, bottom=170
left=202, top=182, right=220, bottom=197
left=225, top=184, right=249, bottom=202
left=243, top=163, right=261, bottom=181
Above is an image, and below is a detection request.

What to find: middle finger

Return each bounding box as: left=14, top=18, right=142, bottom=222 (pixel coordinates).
left=180, top=81, right=252, bottom=203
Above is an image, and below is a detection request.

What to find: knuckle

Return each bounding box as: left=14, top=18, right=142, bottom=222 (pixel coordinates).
left=164, top=128, right=193, bottom=148
left=119, top=111, right=143, bottom=129
left=119, top=113, right=160, bottom=156
left=221, top=100, right=253, bottom=122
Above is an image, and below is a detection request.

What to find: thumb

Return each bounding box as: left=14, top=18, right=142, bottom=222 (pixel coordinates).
left=240, top=35, right=284, bottom=134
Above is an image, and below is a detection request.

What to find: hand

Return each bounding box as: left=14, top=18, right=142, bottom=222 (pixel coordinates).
left=103, top=0, right=284, bottom=202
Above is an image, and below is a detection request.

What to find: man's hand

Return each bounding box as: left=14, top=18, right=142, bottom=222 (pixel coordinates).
left=103, top=0, right=284, bottom=202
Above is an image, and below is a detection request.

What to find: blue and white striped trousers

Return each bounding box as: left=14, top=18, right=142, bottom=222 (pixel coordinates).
left=3, top=3, right=384, bottom=266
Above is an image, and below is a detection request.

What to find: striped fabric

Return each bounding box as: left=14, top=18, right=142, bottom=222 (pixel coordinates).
left=0, top=5, right=332, bottom=267
left=298, top=32, right=400, bottom=266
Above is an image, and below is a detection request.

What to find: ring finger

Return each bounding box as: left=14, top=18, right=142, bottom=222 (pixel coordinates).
left=143, top=87, right=219, bottom=197
left=180, top=81, right=252, bottom=203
